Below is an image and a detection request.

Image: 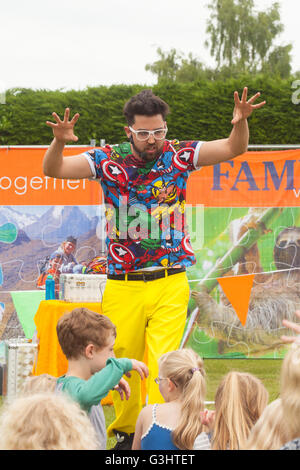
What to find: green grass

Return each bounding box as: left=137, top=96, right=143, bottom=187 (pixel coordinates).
left=104, top=358, right=282, bottom=449
left=204, top=359, right=281, bottom=402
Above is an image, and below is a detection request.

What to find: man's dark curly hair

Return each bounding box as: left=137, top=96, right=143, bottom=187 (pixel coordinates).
left=123, top=89, right=170, bottom=126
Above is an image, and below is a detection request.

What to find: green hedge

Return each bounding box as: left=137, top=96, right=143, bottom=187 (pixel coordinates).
left=0, top=77, right=299, bottom=145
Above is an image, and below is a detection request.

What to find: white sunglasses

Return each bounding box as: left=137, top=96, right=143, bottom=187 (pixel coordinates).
left=129, top=126, right=168, bottom=141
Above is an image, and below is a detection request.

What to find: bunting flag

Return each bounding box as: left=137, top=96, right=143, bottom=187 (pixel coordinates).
left=217, top=274, right=255, bottom=326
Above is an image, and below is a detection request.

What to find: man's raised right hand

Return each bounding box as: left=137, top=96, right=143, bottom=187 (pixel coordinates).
left=46, top=108, right=80, bottom=143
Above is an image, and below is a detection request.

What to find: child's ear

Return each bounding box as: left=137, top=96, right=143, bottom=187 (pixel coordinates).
left=85, top=343, right=94, bottom=359
left=168, top=378, right=176, bottom=393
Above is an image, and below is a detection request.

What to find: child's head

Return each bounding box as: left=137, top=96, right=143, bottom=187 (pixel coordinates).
left=21, top=374, right=57, bottom=395
left=49, top=251, right=63, bottom=270
left=280, top=344, right=300, bottom=440
left=56, top=308, right=116, bottom=367
left=62, top=237, right=77, bottom=255
left=212, top=371, right=269, bottom=450
left=158, top=348, right=206, bottom=450
left=0, top=392, right=99, bottom=450
left=245, top=398, right=291, bottom=450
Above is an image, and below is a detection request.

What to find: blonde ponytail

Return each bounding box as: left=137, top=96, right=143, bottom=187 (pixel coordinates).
left=211, top=371, right=269, bottom=450
left=158, top=349, right=206, bottom=450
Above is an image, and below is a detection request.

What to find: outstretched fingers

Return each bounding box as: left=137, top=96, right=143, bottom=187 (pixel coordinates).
left=247, top=92, right=261, bottom=104
left=247, top=91, right=266, bottom=109
left=281, top=314, right=300, bottom=344
left=282, top=318, right=300, bottom=334
left=46, top=109, right=79, bottom=126
left=70, top=112, right=80, bottom=125
left=233, top=87, right=248, bottom=105
left=241, top=86, right=248, bottom=102
left=52, top=112, right=63, bottom=123
left=45, top=111, right=63, bottom=127
left=251, top=100, right=266, bottom=109
left=45, top=108, right=80, bottom=139
left=45, top=120, right=57, bottom=128
left=63, top=107, right=80, bottom=123
left=281, top=335, right=298, bottom=344
left=295, top=310, right=300, bottom=320
left=233, top=90, right=240, bottom=105
left=63, top=108, right=70, bottom=123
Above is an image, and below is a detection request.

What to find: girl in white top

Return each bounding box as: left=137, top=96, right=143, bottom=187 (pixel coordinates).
left=132, top=348, right=210, bottom=450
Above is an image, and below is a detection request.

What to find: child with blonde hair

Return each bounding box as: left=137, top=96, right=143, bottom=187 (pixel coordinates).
left=21, top=374, right=57, bottom=395
left=279, top=343, right=300, bottom=449
left=210, top=371, right=269, bottom=450
left=244, top=398, right=290, bottom=450
left=132, top=348, right=209, bottom=450
left=0, top=392, right=99, bottom=450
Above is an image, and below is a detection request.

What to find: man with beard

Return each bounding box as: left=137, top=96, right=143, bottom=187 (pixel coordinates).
left=43, top=88, right=265, bottom=448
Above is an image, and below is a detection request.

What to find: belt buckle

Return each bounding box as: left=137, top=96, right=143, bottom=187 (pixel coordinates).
left=142, top=272, right=147, bottom=282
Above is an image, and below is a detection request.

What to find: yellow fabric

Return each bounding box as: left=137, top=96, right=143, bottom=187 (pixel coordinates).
left=33, top=300, right=112, bottom=405
left=101, top=271, right=190, bottom=436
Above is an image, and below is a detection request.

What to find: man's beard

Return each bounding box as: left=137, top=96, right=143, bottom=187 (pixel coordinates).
left=141, top=147, right=161, bottom=161
left=131, top=137, right=163, bottom=162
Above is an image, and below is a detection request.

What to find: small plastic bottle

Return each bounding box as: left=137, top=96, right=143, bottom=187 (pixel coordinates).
left=45, top=275, right=55, bottom=300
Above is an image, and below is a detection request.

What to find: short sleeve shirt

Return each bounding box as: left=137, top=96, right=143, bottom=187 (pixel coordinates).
left=84, top=139, right=204, bottom=274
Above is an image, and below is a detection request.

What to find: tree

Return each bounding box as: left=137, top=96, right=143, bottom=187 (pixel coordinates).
left=175, top=53, right=213, bottom=82
left=145, top=49, right=213, bottom=84
left=262, top=44, right=293, bottom=78
left=145, top=48, right=182, bottom=82
left=205, top=0, right=292, bottom=77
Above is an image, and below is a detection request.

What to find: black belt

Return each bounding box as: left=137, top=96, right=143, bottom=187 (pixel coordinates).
left=108, top=266, right=186, bottom=282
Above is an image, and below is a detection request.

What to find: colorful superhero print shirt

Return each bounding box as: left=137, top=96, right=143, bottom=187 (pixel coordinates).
left=83, top=139, right=204, bottom=275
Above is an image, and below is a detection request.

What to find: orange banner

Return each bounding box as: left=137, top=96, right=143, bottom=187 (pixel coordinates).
left=1, top=147, right=300, bottom=207
left=188, top=149, right=300, bottom=207
left=0, top=147, right=102, bottom=205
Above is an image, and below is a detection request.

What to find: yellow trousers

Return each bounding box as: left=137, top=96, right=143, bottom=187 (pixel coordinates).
left=101, top=271, right=190, bottom=436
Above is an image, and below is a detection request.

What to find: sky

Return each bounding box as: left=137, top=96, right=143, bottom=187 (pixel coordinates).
left=0, top=0, right=299, bottom=92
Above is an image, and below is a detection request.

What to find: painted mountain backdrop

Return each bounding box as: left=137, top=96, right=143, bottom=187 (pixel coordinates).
left=0, top=205, right=105, bottom=292
left=24, top=206, right=99, bottom=242
left=0, top=206, right=101, bottom=243
left=0, top=206, right=38, bottom=229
